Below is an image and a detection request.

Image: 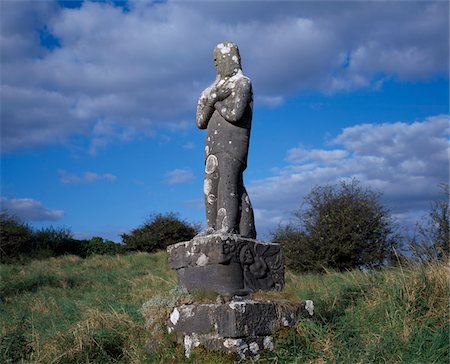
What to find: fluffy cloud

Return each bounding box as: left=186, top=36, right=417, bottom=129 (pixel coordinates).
left=0, top=197, right=64, bottom=221
left=1, top=1, right=447, bottom=152
left=59, top=170, right=117, bottom=184
left=249, top=115, right=449, bottom=234
left=166, top=168, right=195, bottom=185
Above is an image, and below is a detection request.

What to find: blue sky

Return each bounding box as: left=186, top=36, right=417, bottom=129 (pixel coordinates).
left=1, top=0, right=449, bottom=241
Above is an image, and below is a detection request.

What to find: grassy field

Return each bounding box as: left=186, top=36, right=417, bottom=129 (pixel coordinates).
left=1, top=252, right=448, bottom=363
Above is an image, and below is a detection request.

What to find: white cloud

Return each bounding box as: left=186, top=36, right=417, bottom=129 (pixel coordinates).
left=182, top=142, right=195, bottom=150
left=0, top=197, right=64, bottom=221
left=287, top=147, right=348, bottom=163
left=166, top=168, right=194, bottom=185
left=249, top=115, right=449, bottom=234
left=1, top=1, right=447, bottom=152
left=58, top=170, right=117, bottom=184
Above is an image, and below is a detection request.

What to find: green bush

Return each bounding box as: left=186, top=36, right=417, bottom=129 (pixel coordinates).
left=122, top=212, right=200, bottom=253
left=273, top=179, right=398, bottom=272
left=31, top=226, right=75, bottom=258
left=0, top=213, right=33, bottom=263
left=79, top=237, right=123, bottom=257
left=411, top=183, right=449, bottom=262
left=0, top=213, right=122, bottom=262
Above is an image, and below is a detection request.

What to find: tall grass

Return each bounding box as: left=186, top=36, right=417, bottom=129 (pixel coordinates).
left=1, top=252, right=448, bottom=363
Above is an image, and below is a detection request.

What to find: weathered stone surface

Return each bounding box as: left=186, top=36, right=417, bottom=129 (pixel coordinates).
left=182, top=332, right=273, bottom=359
left=177, top=264, right=244, bottom=296
left=166, top=298, right=314, bottom=358
left=167, top=233, right=284, bottom=294
left=196, top=41, right=256, bottom=238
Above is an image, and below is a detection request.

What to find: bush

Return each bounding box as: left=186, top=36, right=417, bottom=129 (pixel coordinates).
left=31, top=226, right=75, bottom=258
left=0, top=213, right=33, bottom=263
left=273, top=179, right=398, bottom=272
left=121, top=212, right=200, bottom=253
left=0, top=213, right=122, bottom=262
left=79, top=237, right=123, bottom=257
left=411, top=183, right=449, bottom=262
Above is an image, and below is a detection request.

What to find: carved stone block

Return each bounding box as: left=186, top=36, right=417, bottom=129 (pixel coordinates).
left=167, top=233, right=284, bottom=295
left=166, top=299, right=314, bottom=358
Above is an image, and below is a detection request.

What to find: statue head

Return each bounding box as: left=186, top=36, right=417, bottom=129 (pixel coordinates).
left=213, top=41, right=241, bottom=79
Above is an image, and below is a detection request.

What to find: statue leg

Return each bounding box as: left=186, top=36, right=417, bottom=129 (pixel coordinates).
left=204, top=154, right=219, bottom=231
left=239, top=177, right=256, bottom=239
left=216, top=153, right=241, bottom=234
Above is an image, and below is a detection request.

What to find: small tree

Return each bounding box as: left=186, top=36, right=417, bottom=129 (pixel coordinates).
left=411, top=183, right=449, bottom=261
left=273, top=179, right=398, bottom=272
left=0, top=213, right=33, bottom=263
left=121, top=212, right=200, bottom=253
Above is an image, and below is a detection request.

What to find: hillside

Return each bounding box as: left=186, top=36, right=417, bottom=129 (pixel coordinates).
left=1, top=252, right=448, bottom=363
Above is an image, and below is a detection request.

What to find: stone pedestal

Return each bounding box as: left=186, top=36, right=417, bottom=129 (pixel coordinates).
left=167, top=298, right=314, bottom=358
left=167, top=234, right=284, bottom=295
left=164, top=234, right=312, bottom=358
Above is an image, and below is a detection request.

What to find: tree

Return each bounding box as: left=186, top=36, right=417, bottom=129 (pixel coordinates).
left=411, top=183, right=449, bottom=261
left=121, top=212, right=200, bottom=253
left=0, top=213, right=33, bottom=263
left=273, top=179, right=398, bottom=272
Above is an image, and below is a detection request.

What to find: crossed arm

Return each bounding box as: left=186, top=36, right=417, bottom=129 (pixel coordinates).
left=196, top=78, right=251, bottom=129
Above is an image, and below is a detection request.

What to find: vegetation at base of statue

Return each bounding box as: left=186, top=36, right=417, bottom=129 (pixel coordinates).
left=1, top=251, right=448, bottom=363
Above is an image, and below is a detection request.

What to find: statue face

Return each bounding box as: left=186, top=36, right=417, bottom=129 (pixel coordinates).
left=214, top=41, right=241, bottom=78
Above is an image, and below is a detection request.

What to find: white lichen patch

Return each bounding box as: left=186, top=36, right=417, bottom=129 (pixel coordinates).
left=249, top=342, right=259, bottom=354
left=184, top=333, right=200, bottom=358
left=281, top=317, right=289, bottom=326
left=170, top=308, right=179, bottom=325
left=204, top=179, right=212, bottom=195
left=223, top=338, right=242, bottom=349
left=232, top=55, right=239, bottom=63
left=305, top=300, right=314, bottom=316
left=217, top=43, right=231, bottom=54
left=207, top=194, right=217, bottom=205
left=263, top=336, right=274, bottom=351
left=196, top=253, right=209, bottom=266
left=182, top=305, right=194, bottom=318
left=205, top=154, right=218, bottom=174
left=228, top=301, right=246, bottom=313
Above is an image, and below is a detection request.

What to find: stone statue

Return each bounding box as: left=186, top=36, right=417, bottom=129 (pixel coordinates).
left=196, top=41, right=256, bottom=239
left=166, top=41, right=284, bottom=296
left=163, top=42, right=294, bottom=359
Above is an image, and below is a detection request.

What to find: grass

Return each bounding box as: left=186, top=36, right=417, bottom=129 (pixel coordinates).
left=1, top=252, right=448, bottom=363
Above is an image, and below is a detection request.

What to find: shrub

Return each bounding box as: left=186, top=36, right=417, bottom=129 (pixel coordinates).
left=31, top=226, right=75, bottom=258
left=79, top=237, right=123, bottom=257
left=411, top=183, right=449, bottom=262
left=273, top=179, right=398, bottom=272
left=0, top=213, right=33, bottom=263
left=122, top=212, right=200, bottom=253
left=0, top=213, right=122, bottom=262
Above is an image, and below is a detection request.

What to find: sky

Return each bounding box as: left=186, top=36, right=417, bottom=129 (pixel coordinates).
left=1, top=0, right=449, bottom=242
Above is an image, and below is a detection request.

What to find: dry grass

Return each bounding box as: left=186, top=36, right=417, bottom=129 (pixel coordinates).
left=1, top=253, right=448, bottom=363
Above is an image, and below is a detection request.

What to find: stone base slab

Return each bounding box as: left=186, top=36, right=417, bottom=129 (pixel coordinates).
left=167, top=298, right=314, bottom=358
